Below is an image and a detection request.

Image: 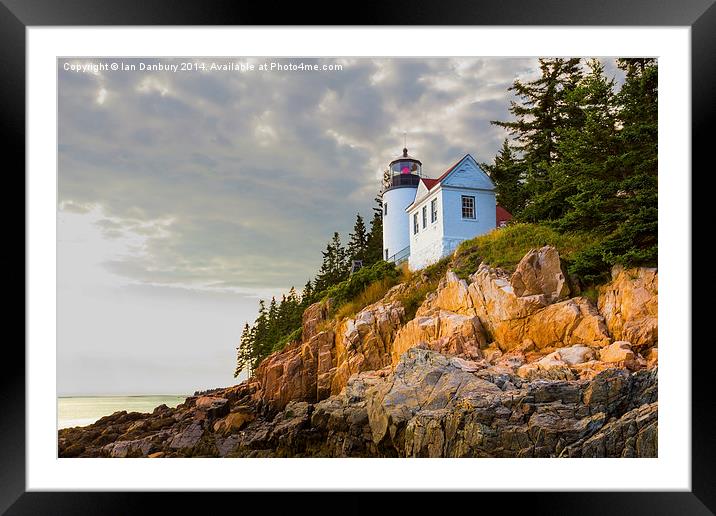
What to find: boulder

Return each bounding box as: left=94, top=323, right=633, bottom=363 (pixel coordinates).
left=195, top=396, right=228, bottom=410
left=366, top=348, right=503, bottom=449
left=517, top=352, right=575, bottom=381
left=510, top=246, right=570, bottom=302
left=468, top=264, right=547, bottom=323
left=466, top=264, right=610, bottom=351
left=417, top=271, right=475, bottom=317
left=599, top=341, right=635, bottom=363
left=105, top=437, right=154, bottom=458
left=562, top=402, right=658, bottom=457
left=168, top=422, right=204, bottom=450
left=554, top=345, right=597, bottom=365
left=598, top=266, right=658, bottom=350
left=213, top=410, right=256, bottom=435
left=390, top=309, right=486, bottom=365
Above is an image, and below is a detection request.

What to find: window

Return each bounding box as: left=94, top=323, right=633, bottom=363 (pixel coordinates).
left=431, top=198, right=438, bottom=223
left=422, top=206, right=427, bottom=228
left=385, top=249, right=389, bottom=260
left=383, top=203, right=388, bottom=216
left=413, top=213, right=419, bottom=234
left=461, top=195, right=475, bottom=219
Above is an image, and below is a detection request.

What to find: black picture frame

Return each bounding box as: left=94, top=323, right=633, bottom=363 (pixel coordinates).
left=2, top=0, right=709, bottom=514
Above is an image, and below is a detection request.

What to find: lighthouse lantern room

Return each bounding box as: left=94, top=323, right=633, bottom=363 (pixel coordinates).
left=381, top=147, right=422, bottom=263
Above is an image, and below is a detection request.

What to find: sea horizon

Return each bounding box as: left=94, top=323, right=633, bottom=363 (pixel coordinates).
left=58, top=393, right=190, bottom=398
left=57, top=394, right=189, bottom=430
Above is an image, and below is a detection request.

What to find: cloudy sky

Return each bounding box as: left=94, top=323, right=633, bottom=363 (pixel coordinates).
left=57, top=57, right=623, bottom=395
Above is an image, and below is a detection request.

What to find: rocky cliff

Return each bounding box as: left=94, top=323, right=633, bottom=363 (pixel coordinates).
left=59, top=246, right=658, bottom=458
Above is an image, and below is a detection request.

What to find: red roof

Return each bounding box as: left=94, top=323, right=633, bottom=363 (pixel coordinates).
left=420, top=178, right=439, bottom=190
left=420, top=156, right=465, bottom=192
left=496, top=205, right=513, bottom=226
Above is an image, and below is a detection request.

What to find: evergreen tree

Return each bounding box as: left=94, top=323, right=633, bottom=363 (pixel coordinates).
left=301, top=279, right=314, bottom=308
left=253, top=299, right=269, bottom=370
left=481, top=139, right=527, bottom=216
left=286, top=287, right=299, bottom=320
left=548, top=59, right=621, bottom=228
left=605, top=58, right=657, bottom=266
left=276, top=294, right=289, bottom=336
left=614, top=58, right=657, bottom=180
left=347, top=213, right=369, bottom=264
left=491, top=58, right=584, bottom=220
left=234, top=323, right=253, bottom=378
left=365, top=195, right=384, bottom=265
left=267, top=296, right=279, bottom=340
left=558, top=58, right=657, bottom=280
left=314, top=232, right=349, bottom=292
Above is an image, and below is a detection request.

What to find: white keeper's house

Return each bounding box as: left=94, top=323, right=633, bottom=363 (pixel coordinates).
left=381, top=147, right=512, bottom=271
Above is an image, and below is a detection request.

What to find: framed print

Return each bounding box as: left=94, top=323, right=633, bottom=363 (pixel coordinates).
left=4, top=0, right=712, bottom=513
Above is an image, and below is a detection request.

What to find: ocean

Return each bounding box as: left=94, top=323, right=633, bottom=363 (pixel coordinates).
left=58, top=395, right=188, bottom=430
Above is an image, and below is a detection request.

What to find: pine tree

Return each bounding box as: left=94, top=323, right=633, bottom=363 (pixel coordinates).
left=365, top=194, right=384, bottom=265
left=548, top=59, right=622, bottom=229
left=286, top=287, right=299, bottom=319
left=563, top=58, right=657, bottom=281
left=482, top=57, right=658, bottom=283
left=234, top=323, right=253, bottom=378
left=314, top=232, right=349, bottom=293
left=347, top=213, right=369, bottom=264
left=491, top=58, right=585, bottom=220
left=301, top=280, right=314, bottom=307
left=252, top=299, right=269, bottom=370
left=608, top=58, right=657, bottom=265
left=276, top=294, right=289, bottom=336
left=481, top=139, right=527, bottom=216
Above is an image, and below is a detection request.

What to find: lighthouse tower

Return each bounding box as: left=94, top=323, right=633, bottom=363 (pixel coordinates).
left=382, top=147, right=422, bottom=263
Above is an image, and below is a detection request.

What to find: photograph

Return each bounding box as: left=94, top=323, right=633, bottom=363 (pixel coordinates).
left=55, top=56, right=659, bottom=459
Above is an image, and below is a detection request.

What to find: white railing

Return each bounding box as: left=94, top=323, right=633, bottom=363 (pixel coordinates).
left=387, top=246, right=410, bottom=265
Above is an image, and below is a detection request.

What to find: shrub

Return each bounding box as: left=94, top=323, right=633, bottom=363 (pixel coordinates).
left=567, top=219, right=657, bottom=284
left=321, top=260, right=400, bottom=311
left=332, top=277, right=397, bottom=321
left=396, top=282, right=435, bottom=322
left=393, top=256, right=451, bottom=322
left=582, top=285, right=599, bottom=303
left=271, top=327, right=302, bottom=353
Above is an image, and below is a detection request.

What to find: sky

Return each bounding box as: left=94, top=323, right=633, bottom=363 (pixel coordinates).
left=57, top=57, right=624, bottom=395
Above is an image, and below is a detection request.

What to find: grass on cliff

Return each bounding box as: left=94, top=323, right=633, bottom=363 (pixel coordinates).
left=393, top=255, right=451, bottom=321
left=327, top=257, right=446, bottom=324
left=324, top=260, right=406, bottom=322
left=451, top=223, right=602, bottom=282
left=332, top=277, right=399, bottom=321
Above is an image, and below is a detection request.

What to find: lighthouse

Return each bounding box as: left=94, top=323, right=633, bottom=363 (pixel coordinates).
left=382, top=147, right=422, bottom=263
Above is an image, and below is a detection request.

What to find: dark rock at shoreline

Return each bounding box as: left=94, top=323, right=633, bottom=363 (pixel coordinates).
left=58, top=348, right=657, bottom=458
